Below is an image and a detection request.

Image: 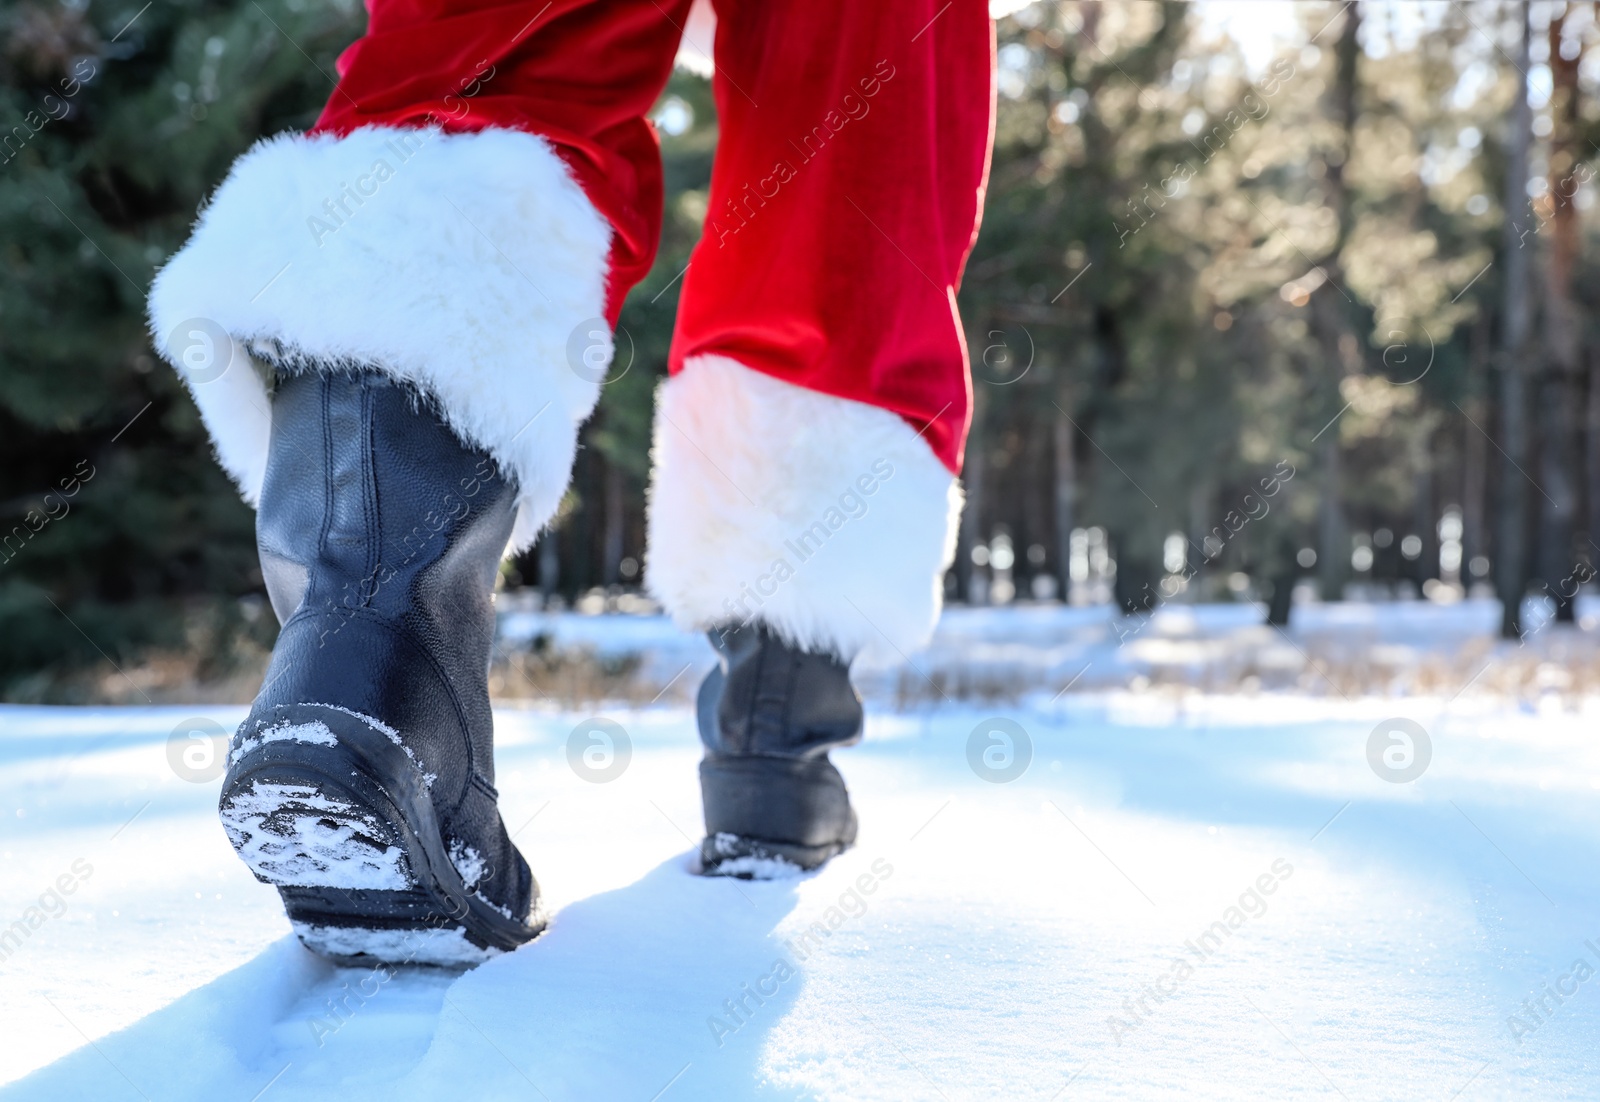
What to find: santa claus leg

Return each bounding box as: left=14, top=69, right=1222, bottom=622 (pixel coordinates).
left=150, top=0, right=691, bottom=545
left=148, top=0, right=688, bottom=960
left=647, top=0, right=995, bottom=874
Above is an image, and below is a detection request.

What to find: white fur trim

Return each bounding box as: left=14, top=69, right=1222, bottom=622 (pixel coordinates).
left=148, top=126, right=613, bottom=551
left=645, top=355, right=963, bottom=662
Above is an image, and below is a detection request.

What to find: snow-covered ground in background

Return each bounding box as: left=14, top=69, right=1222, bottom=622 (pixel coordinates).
left=500, top=595, right=1600, bottom=701
left=4, top=604, right=1600, bottom=1099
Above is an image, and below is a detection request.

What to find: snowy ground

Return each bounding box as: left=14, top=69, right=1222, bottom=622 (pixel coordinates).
left=498, top=595, right=1600, bottom=702
left=4, top=606, right=1600, bottom=1099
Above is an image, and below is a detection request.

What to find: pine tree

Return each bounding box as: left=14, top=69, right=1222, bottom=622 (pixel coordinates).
left=0, top=0, right=363, bottom=696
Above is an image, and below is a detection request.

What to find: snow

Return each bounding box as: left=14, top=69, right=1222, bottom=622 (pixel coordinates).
left=701, top=833, right=808, bottom=881
left=316, top=703, right=437, bottom=788
left=446, top=840, right=487, bottom=890
left=499, top=594, right=1600, bottom=702
left=220, top=781, right=411, bottom=892
left=4, top=603, right=1600, bottom=1099
left=289, top=923, right=498, bottom=970
left=231, top=720, right=339, bottom=766
left=260, top=721, right=340, bottom=748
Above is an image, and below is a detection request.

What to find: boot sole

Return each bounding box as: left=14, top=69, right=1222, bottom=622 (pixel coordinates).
left=219, top=704, right=542, bottom=966
left=697, top=755, right=857, bottom=878
left=698, top=831, right=852, bottom=879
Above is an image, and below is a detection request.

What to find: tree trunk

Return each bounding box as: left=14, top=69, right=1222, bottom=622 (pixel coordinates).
left=1265, top=528, right=1298, bottom=627
left=1539, top=6, right=1582, bottom=622
left=1316, top=429, right=1348, bottom=600
left=1587, top=349, right=1600, bottom=560
left=601, top=459, right=625, bottom=587
left=570, top=452, right=593, bottom=595
left=1022, top=419, right=1051, bottom=601
left=1111, top=531, right=1157, bottom=617
left=1310, top=5, right=1361, bottom=603
left=1539, top=371, right=1579, bottom=620
left=1053, top=411, right=1077, bottom=604
left=956, top=397, right=985, bottom=604
left=1186, top=480, right=1210, bottom=593
left=1411, top=448, right=1436, bottom=592
left=1496, top=7, right=1534, bottom=639
left=537, top=528, right=560, bottom=600
left=1462, top=318, right=1490, bottom=590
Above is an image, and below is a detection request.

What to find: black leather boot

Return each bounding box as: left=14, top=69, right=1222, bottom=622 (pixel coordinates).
left=696, top=622, right=862, bottom=877
left=219, top=368, right=543, bottom=965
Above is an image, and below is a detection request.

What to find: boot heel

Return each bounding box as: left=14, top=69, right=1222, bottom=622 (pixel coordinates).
left=220, top=704, right=542, bottom=965
left=698, top=756, right=858, bottom=878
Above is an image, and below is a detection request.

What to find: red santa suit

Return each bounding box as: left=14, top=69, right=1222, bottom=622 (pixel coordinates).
left=149, top=0, right=995, bottom=661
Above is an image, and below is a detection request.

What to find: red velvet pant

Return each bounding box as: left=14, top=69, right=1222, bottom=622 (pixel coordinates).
left=313, top=0, right=994, bottom=474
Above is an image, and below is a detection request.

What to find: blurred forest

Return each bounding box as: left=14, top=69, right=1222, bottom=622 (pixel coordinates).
left=2, top=0, right=1598, bottom=699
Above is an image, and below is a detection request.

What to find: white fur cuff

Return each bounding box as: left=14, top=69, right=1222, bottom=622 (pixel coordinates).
left=645, top=356, right=963, bottom=662
left=148, top=126, right=614, bottom=550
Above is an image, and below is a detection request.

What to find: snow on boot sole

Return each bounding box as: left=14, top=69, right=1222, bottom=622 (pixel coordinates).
left=219, top=704, right=543, bottom=966
left=698, top=831, right=852, bottom=879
